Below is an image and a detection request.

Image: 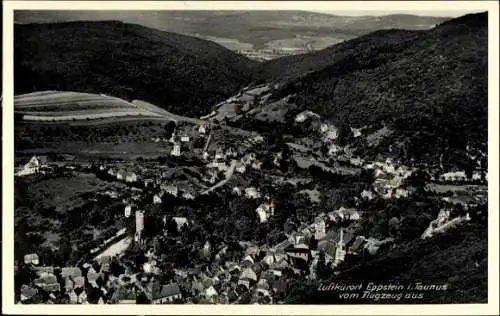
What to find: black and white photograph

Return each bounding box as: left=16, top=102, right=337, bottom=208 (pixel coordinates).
left=2, top=1, right=499, bottom=314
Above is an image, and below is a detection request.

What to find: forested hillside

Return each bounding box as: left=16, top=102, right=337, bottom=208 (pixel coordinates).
left=258, top=12, right=487, bottom=165
left=15, top=21, right=257, bottom=117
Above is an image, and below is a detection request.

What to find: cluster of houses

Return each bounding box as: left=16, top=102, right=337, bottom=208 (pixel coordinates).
left=201, top=142, right=261, bottom=185
left=437, top=170, right=486, bottom=183
left=152, top=184, right=196, bottom=203
left=102, top=165, right=384, bottom=305
left=17, top=251, right=186, bottom=304
left=17, top=197, right=391, bottom=306
left=364, top=158, right=413, bottom=200
left=168, top=130, right=192, bottom=157
left=155, top=205, right=370, bottom=304
left=168, top=204, right=383, bottom=304
left=154, top=121, right=211, bottom=158
left=98, top=165, right=139, bottom=183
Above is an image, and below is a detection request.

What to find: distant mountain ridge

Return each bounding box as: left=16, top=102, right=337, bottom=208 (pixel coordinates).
left=14, top=10, right=450, bottom=50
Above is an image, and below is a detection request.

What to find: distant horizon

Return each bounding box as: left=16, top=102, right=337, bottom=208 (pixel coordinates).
left=315, top=9, right=482, bottom=18
left=12, top=9, right=482, bottom=19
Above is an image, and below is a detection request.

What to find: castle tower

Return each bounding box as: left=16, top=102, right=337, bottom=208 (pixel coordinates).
left=135, top=210, right=145, bottom=244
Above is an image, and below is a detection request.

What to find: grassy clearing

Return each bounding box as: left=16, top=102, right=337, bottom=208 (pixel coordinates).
left=15, top=91, right=136, bottom=110
left=426, top=183, right=487, bottom=194
left=294, top=155, right=361, bottom=176
left=15, top=91, right=166, bottom=122
left=365, top=126, right=393, bottom=147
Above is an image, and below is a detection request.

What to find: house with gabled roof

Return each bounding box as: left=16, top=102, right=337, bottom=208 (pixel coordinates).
left=256, top=201, right=275, bottom=223
left=77, top=290, right=88, bottom=304
left=20, top=285, right=38, bottom=302
left=214, top=147, right=225, bottom=160
left=24, top=253, right=39, bottom=265
left=116, top=169, right=126, bottom=180
left=143, top=178, right=155, bottom=188
left=198, top=122, right=208, bottom=135
left=172, top=217, right=189, bottom=232
left=153, top=194, right=162, bottom=204
left=191, top=279, right=204, bottom=296
left=61, top=267, right=82, bottom=279
left=237, top=279, right=251, bottom=291
left=181, top=187, right=196, bottom=200
left=34, top=266, right=54, bottom=277
left=163, top=185, right=178, bottom=197
left=111, top=287, right=136, bottom=304
left=245, top=187, right=261, bottom=199
left=236, top=162, right=246, bottom=174
left=68, top=290, right=78, bottom=304
left=360, top=189, right=375, bottom=200
left=124, top=204, right=132, bottom=218
left=65, top=278, right=74, bottom=292
left=73, top=276, right=85, bottom=289
left=285, top=245, right=311, bottom=260
left=152, top=283, right=182, bottom=304
left=34, top=274, right=60, bottom=292
left=95, top=255, right=112, bottom=267
left=271, top=280, right=289, bottom=298
left=328, top=207, right=361, bottom=222
left=313, top=217, right=327, bottom=240
left=239, top=267, right=258, bottom=287
left=16, top=155, right=44, bottom=176
left=125, top=171, right=138, bottom=183
left=107, top=167, right=117, bottom=177
left=205, top=285, right=218, bottom=302
left=171, top=143, right=181, bottom=157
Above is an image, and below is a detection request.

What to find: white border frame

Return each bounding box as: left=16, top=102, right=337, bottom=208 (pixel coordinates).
left=3, top=1, right=499, bottom=315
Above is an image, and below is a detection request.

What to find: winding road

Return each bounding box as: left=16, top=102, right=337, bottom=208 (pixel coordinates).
left=201, top=160, right=237, bottom=195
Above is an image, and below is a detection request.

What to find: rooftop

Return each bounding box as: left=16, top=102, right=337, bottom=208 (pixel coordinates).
left=153, top=283, right=181, bottom=300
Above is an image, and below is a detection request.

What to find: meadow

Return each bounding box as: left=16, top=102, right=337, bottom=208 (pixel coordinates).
left=15, top=91, right=163, bottom=122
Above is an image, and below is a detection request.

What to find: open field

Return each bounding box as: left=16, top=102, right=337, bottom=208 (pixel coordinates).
left=16, top=140, right=173, bottom=160
left=294, top=155, right=361, bottom=176
left=426, top=183, right=487, bottom=194
left=263, top=36, right=344, bottom=51
left=15, top=91, right=166, bottom=122
left=15, top=91, right=137, bottom=110
left=14, top=91, right=211, bottom=126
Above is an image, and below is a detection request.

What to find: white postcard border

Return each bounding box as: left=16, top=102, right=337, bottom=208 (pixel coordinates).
left=3, top=1, right=499, bottom=315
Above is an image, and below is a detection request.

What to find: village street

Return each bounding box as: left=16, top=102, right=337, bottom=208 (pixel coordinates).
left=201, top=160, right=237, bottom=195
